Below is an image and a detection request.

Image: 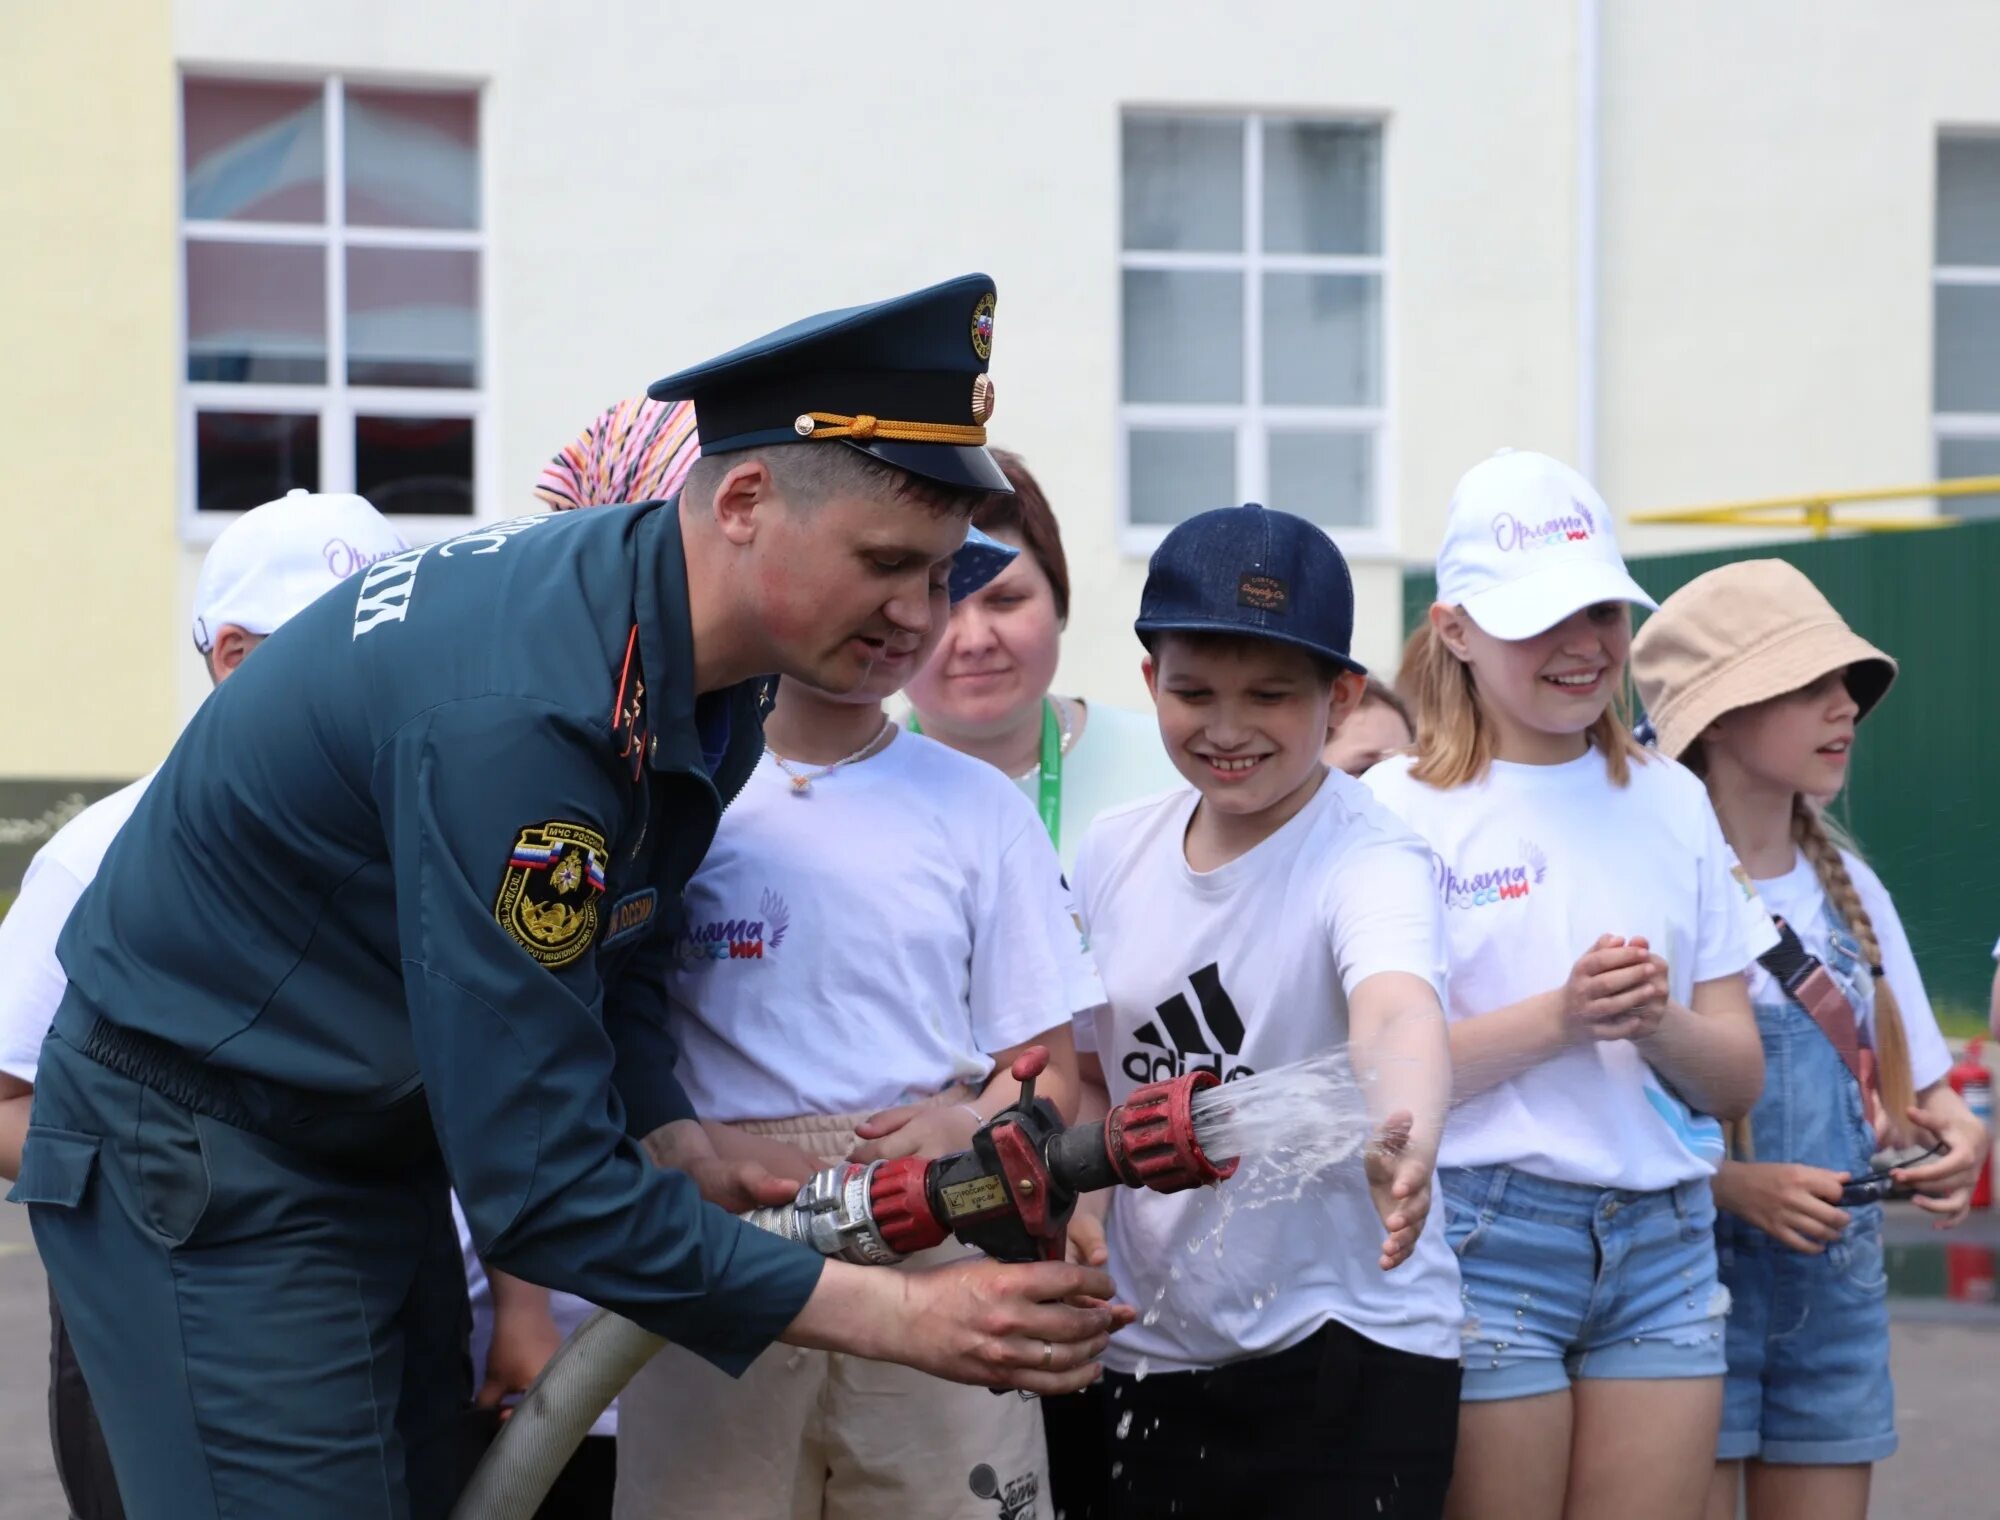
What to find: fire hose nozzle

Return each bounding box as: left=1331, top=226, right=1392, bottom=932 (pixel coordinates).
left=1103, top=1070, right=1239, bottom=1194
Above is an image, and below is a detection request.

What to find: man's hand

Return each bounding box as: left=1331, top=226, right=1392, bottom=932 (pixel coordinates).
left=1714, top=1160, right=1850, bottom=1253
left=849, top=1101, right=981, bottom=1163
left=1364, top=1110, right=1433, bottom=1272
left=642, top=1117, right=800, bottom=1211
left=785, top=1255, right=1134, bottom=1397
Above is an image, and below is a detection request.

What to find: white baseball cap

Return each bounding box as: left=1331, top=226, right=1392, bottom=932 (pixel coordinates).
left=1434, top=449, right=1656, bottom=640
left=193, top=489, right=408, bottom=653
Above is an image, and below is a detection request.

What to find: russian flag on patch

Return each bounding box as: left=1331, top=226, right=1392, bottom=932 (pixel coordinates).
left=509, top=840, right=561, bottom=871
left=585, top=855, right=607, bottom=893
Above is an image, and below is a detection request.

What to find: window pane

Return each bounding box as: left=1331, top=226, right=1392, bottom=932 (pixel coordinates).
left=186, top=240, right=327, bottom=384
left=1123, top=270, right=1243, bottom=404
left=356, top=415, right=474, bottom=515
left=345, top=87, right=480, bottom=230
left=1267, top=430, right=1373, bottom=528
left=183, top=78, right=325, bottom=223
left=1263, top=273, right=1380, bottom=406
left=1935, top=283, right=2000, bottom=413
left=1938, top=137, right=2000, bottom=266
left=1940, top=436, right=2000, bottom=519
left=346, top=247, right=480, bottom=388
left=1263, top=121, right=1380, bottom=256
left=1122, top=115, right=1243, bottom=253
left=1128, top=429, right=1235, bottom=525
left=195, top=411, right=319, bottom=512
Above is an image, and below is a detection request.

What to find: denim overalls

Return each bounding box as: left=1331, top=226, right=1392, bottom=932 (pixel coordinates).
left=1715, top=896, right=1896, bottom=1465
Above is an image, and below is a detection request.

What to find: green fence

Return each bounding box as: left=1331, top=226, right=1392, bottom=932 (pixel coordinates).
left=1403, top=521, right=2000, bottom=1021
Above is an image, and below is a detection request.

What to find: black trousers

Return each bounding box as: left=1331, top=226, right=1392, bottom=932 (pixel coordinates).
left=1100, top=1321, right=1462, bottom=1520
left=49, top=1285, right=127, bottom=1520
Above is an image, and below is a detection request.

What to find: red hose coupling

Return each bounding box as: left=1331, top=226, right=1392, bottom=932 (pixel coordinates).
left=1104, top=1071, right=1239, bottom=1195
left=868, top=1155, right=949, bottom=1256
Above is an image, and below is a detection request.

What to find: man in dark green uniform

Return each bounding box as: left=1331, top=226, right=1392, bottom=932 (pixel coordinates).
left=13, top=275, right=1121, bottom=1520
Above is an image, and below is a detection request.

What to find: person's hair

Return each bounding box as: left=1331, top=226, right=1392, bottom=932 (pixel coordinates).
left=1402, top=615, right=1647, bottom=789
left=972, top=449, right=1070, bottom=623
left=682, top=442, right=998, bottom=519
left=1140, top=628, right=1351, bottom=688
left=1358, top=676, right=1413, bottom=735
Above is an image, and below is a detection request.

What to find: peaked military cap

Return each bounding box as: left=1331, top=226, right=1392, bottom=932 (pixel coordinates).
left=647, top=273, right=1010, bottom=493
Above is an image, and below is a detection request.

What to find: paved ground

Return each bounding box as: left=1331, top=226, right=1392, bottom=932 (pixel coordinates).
left=3, top=1199, right=1996, bottom=1518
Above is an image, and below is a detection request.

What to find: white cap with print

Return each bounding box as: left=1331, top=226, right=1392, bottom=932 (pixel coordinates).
left=193, top=489, right=408, bottom=653
left=1434, top=449, right=1656, bottom=641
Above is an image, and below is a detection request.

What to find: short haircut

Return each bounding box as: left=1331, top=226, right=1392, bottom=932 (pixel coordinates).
left=1140, top=627, right=1351, bottom=687
left=682, top=442, right=999, bottom=519
left=973, top=449, right=1070, bottom=623
left=1357, top=675, right=1413, bottom=733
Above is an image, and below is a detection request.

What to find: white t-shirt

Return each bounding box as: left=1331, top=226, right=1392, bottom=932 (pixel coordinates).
left=1074, top=770, right=1462, bottom=1370
left=1364, top=749, right=1778, bottom=1191
left=1030, top=701, right=1187, bottom=872
left=0, top=775, right=154, bottom=1082
left=665, top=729, right=1102, bottom=1123
left=1750, top=849, right=1953, bottom=1091
left=452, top=1196, right=616, bottom=1436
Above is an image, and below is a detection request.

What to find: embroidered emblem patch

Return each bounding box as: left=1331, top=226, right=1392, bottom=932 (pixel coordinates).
left=601, top=887, right=659, bottom=949
left=970, top=292, right=996, bottom=360
left=1237, top=572, right=1289, bottom=612
left=495, top=821, right=608, bottom=967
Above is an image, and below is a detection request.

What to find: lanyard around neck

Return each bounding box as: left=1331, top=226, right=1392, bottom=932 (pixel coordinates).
left=910, top=697, right=1064, bottom=851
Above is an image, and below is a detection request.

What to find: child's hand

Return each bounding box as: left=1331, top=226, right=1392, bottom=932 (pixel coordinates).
left=476, top=1304, right=564, bottom=1422
left=1894, top=1096, right=1991, bottom=1227
left=1364, top=1110, right=1433, bottom=1272
left=1561, top=935, right=1670, bottom=1043
left=643, top=1119, right=803, bottom=1211
left=850, top=1102, right=982, bottom=1163
left=1066, top=1192, right=1111, bottom=1268
left=1716, top=1161, right=1850, bottom=1253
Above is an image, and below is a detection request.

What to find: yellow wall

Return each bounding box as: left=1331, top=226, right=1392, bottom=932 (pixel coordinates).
left=0, top=0, right=178, bottom=778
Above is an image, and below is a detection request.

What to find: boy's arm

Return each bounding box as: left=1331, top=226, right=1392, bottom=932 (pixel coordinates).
left=698, top=1120, right=823, bottom=1187
left=1349, top=971, right=1452, bottom=1270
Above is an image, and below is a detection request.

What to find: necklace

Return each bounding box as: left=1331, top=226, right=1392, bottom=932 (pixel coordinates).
left=766, top=716, right=894, bottom=794
left=1012, top=695, right=1077, bottom=782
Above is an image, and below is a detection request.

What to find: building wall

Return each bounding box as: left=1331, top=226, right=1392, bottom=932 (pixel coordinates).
left=1603, top=0, right=2000, bottom=557
left=0, top=0, right=179, bottom=779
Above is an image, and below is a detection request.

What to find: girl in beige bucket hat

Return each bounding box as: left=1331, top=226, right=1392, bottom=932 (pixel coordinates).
left=1632, top=558, right=1987, bottom=1520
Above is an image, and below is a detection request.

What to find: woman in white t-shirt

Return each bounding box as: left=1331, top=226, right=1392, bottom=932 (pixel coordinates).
left=903, top=450, right=1186, bottom=873
left=1364, top=451, right=1772, bottom=1520
left=1633, top=560, right=1986, bottom=1520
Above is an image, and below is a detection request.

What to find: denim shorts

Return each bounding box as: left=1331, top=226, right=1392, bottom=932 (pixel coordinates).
left=1442, top=1164, right=1730, bottom=1402
left=1715, top=1206, right=1895, bottom=1465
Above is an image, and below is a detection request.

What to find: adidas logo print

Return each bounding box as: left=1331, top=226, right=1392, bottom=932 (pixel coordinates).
left=1122, top=962, right=1256, bottom=1087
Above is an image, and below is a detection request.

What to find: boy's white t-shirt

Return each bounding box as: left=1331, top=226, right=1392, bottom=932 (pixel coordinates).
left=1075, top=769, right=1462, bottom=1371
left=0, top=775, right=154, bottom=1082
left=665, top=729, right=1102, bottom=1122
left=1751, top=849, right=1953, bottom=1090
left=1364, top=749, right=1778, bottom=1191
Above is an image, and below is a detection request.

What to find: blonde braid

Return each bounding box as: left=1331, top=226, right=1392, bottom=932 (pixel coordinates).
left=1792, top=796, right=1917, bottom=1142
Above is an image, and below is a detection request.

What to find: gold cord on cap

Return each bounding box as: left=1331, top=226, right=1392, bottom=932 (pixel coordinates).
left=792, top=411, right=987, bottom=445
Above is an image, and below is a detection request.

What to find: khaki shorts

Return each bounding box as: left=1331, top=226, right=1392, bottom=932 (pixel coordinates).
left=614, top=1098, right=1051, bottom=1520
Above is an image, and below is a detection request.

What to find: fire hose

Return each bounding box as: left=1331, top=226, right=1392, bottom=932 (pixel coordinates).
left=450, top=1048, right=1235, bottom=1519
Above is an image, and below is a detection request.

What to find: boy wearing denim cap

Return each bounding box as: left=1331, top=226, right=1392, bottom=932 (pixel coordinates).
left=1065, top=504, right=1463, bottom=1518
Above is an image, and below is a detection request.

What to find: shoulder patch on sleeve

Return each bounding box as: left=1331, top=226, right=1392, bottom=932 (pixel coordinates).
left=495, top=821, right=608, bottom=967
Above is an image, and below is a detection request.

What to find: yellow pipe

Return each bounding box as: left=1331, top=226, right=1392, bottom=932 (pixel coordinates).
left=1630, top=475, right=2000, bottom=536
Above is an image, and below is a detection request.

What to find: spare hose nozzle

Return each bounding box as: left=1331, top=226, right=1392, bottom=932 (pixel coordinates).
left=743, top=1049, right=1239, bottom=1268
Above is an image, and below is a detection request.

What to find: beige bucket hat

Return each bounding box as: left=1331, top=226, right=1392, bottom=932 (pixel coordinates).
left=1631, top=559, right=1897, bottom=760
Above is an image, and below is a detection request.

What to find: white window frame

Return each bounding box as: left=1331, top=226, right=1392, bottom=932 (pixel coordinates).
left=1117, top=108, right=1394, bottom=560
left=177, top=70, right=496, bottom=546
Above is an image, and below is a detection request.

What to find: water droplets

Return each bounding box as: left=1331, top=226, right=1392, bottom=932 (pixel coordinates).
left=1115, top=1410, right=1134, bottom=1440
left=1134, top=1357, right=1151, bottom=1382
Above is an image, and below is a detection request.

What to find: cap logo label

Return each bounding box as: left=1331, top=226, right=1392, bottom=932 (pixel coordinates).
left=324, top=536, right=409, bottom=579
left=1237, top=573, right=1289, bottom=613
left=970, top=292, right=996, bottom=360
left=1493, top=499, right=1597, bottom=553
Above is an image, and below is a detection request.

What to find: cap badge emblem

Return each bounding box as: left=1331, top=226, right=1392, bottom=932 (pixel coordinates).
left=971, top=373, right=996, bottom=424
left=970, top=292, right=996, bottom=360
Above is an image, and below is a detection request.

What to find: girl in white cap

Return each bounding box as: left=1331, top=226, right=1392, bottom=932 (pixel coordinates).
left=1632, top=560, right=1986, bottom=1520
left=1364, top=451, right=1773, bottom=1520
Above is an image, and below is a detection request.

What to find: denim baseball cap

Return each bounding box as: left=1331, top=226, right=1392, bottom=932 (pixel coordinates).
left=1134, top=503, right=1365, bottom=674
